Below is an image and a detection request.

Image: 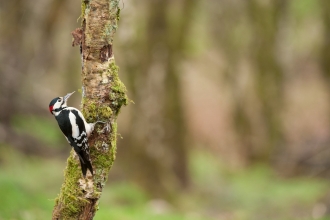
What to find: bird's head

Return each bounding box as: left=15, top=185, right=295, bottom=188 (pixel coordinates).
left=49, top=91, right=75, bottom=115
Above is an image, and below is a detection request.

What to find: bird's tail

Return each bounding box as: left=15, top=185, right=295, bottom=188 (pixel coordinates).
left=85, top=158, right=94, bottom=176
left=78, top=155, right=94, bottom=178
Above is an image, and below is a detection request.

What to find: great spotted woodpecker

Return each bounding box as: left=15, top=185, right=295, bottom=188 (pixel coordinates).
left=49, top=91, right=100, bottom=178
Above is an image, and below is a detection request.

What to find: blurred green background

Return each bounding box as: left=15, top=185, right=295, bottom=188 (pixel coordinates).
left=1, top=0, right=330, bottom=219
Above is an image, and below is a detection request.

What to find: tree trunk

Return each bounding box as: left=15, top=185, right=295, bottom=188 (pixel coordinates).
left=52, top=0, right=127, bottom=219
left=117, top=0, right=197, bottom=198
left=321, top=0, right=330, bottom=82
left=246, top=0, right=286, bottom=162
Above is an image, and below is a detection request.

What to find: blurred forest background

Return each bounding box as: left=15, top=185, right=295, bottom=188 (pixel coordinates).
left=1, top=0, right=330, bottom=219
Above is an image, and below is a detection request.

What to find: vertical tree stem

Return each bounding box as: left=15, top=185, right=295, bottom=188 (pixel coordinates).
left=52, top=0, right=127, bottom=219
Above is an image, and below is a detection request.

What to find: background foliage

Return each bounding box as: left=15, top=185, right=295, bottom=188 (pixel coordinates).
left=1, top=0, right=330, bottom=219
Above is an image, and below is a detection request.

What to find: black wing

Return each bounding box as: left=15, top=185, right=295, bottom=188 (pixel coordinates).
left=66, top=135, right=93, bottom=178
left=56, top=109, right=93, bottom=177
left=56, top=109, right=73, bottom=137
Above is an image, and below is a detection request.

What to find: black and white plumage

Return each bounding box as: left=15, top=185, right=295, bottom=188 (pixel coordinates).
left=49, top=91, right=97, bottom=178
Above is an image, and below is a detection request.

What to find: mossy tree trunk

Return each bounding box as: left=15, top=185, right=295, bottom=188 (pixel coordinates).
left=52, top=0, right=127, bottom=219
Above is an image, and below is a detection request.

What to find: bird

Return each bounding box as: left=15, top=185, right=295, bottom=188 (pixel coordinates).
left=49, top=91, right=100, bottom=178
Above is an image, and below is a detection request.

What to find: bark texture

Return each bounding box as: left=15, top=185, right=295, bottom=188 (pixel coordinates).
left=52, top=0, right=127, bottom=219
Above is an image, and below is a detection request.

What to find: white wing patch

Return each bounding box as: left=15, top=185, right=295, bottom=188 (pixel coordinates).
left=76, top=131, right=86, bottom=140
left=66, top=107, right=91, bottom=136
left=68, top=111, right=80, bottom=138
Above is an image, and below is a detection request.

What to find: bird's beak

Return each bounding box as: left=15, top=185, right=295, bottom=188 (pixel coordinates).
left=64, top=91, right=75, bottom=103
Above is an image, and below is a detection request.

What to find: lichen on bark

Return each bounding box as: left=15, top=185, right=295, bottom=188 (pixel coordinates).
left=52, top=0, right=127, bottom=219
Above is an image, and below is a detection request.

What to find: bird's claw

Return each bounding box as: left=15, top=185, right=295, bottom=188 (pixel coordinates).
left=93, top=118, right=111, bottom=134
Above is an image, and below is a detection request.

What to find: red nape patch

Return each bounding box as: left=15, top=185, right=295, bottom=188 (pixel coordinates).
left=49, top=106, right=53, bottom=113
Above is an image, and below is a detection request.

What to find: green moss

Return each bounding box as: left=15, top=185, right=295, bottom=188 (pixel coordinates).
left=109, top=121, right=117, bottom=160
left=82, top=99, right=113, bottom=122
left=116, top=8, right=121, bottom=21
left=104, top=25, right=113, bottom=37
left=110, top=0, right=119, bottom=10
left=94, top=146, right=113, bottom=168
left=81, top=0, right=87, bottom=22
left=107, top=62, right=128, bottom=114
left=89, top=125, right=117, bottom=186
left=55, top=151, right=84, bottom=218
left=90, top=121, right=117, bottom=171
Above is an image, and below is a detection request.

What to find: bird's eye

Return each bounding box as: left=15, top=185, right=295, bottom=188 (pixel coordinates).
left=58, top=99, right=61, bottom=102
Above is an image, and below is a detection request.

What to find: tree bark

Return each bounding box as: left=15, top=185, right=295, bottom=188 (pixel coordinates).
left=52, top=0, right=127, bottom=219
